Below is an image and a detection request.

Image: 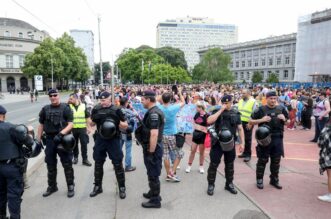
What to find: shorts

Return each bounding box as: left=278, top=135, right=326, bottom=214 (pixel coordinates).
left=192, top=131, right=206, bottom=145
left=162, top=135, right=184, bottom=160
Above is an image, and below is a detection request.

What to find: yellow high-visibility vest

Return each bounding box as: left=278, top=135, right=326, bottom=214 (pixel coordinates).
left=70, top=104, right=87, bottom=128
left=238, top=98, right=255, bottom=122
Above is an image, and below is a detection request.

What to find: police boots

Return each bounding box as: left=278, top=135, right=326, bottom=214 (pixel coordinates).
left=270, top=157, right=282, bottom=189
left=43, top=165, right=58, bottom=197
left=114, top=163, right=126, bottom=199
left=256, top=158, right=268, bottom=189
left=224, top=162, right=237, bottom=194
left=142, top=177, right=161, bottom=208
left=90, top=162, right=104, bottom=197
left=63, top=163, right=75, bottom=198
left=207, top=162, right=218, bottom=196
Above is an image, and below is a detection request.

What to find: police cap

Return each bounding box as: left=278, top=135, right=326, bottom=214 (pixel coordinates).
left=221, top=95, right=232, bottom=103
left=48, top=89, right=59, bottom=95
left=142, top=90, right=156, bottom=97
left=266, top=91, right=277, bottom=98
left=99, top=91, right=111, bottom=99
left=0, top=105, right=7, bottom=114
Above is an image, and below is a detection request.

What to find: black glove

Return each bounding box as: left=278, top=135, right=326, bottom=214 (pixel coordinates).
left=53, top=133, right=64, bottom=145
left=146, top=152, right=155, bottom=164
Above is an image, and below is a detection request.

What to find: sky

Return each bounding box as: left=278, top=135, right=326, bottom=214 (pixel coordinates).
left=1, top=0, right=330, bottom=63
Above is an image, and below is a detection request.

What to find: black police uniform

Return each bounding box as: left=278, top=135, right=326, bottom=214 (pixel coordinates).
left=38, top=102, right=74, bottom=197
left=90, top=101, right=127, bottom=199
left=251, top=104, right=289, bottom=189
left=140, top=105, right=164, bottom=208
left=71, top=103, right=91, bottom=165
left=0, top=108, right=24, bottom=219
left=207, top=104, right=241, bottom=195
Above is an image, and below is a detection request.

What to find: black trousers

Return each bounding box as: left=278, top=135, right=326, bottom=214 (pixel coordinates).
left=242, top=122, right=253, bottom=157
left=302, top=108, right=312, bottom=129
left=72, top=128, right=89, bottom=160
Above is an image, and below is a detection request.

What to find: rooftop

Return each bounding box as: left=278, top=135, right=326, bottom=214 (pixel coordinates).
left=0, top=17, right=39, bottom=31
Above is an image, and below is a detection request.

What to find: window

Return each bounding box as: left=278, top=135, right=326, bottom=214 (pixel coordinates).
left=285, top=56, right=290, bottom=64
left=236, top=61, right=239, bottom=68
left=284, top=70, right=288, bottom=79
left=276, top=57, right=281, bottom=65
left=19, top=55, right=24, bottom=67
left=268, top=47, right=274, bottom=54
left=253, top=49, right=259, bottom=56
left=27, top=31, right=34, bottom=39
left=269, top=57, right=273, bottom=66
left=235, top=51, right=239, bottom=58
left=248, top=60, right=252, bottom=67
left=261, top=58, right=266, bottom=66
left=260, top=48, right=266, bottom=55
left=242, top=61, right=245, bottom=67
left=6, top=55, right=13, bottom=68
left=254, top=60, right=259, bottom=67
left=230, top=62, right=233, bottom=68
left=247, top=51, right=252, bottom=57
left=246, top=72, right=250, bottom=80
left=284, top=44, right=291, bottom=53
left=275, top=70, right=280, bottom=78
left=241, top=51, right=245, bottom=58
left=276, top=45, right=282, bottom=53
left=268, top=71, right=272, bottom=77
left=4, top=31, right=10, bottom=37
left=240, top=72, right=244, bottom=79
left=235, top=72, right=238, bottom=79
left=18, top=32, right=23, bottom=38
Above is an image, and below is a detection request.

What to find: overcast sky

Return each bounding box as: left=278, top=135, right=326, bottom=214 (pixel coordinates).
left=1, top=0, right=330, bottom=63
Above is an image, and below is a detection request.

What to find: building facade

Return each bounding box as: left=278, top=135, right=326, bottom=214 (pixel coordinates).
left=0, top=18, right=49, bottom=92
left=198, top=33, right=297, bottom=82
left=295, top=9, right=331, bottom=82
left=156, top=17, right=238, bottom=69
left=70, top=30, right=94, bottom=82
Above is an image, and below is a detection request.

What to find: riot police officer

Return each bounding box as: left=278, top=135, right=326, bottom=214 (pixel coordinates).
left=89, top=91, right=128, bottom=199
left=137, top=90, right=165, bottom=208
left=206, top=95, right=245, bottom=196
left=37, top=89, right=75, bottom=198
left=0, top=105, right=29, bottom=219
left=249, top=91, right=289, bottom=190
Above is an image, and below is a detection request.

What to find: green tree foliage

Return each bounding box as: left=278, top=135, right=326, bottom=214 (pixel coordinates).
left=192, top=48, right=233, bottom=83
left=94, top=62, right=111, bottom=84
left=266, top=72, right=279, bottom=83
left=22, top=33, right=91, bottom=89
left=155, top=47, right=187, bottom=70
left=147, top=64, right=191, bottom=84
left=252, top=71, right=263, bottom=83
left=135, top=45, right=154, bottom=53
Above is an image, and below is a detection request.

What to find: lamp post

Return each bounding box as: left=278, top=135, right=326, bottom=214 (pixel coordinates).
left=141, top=59, right=144, bottom=84
left=50, top=54, right=54, bottom=89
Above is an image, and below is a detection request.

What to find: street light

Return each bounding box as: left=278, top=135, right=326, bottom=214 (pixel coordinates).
left=50, top=53, right=54, bottom=89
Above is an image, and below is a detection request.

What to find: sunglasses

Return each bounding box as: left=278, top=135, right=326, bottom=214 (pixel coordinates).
left=49, top=94, right=58, bottom=97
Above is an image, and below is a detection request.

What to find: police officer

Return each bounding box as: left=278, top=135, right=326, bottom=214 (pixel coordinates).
left=237, top=89, right=256, bottom=162
left=206, top=95, right=244, bottom=196
left=249, top=91, right=289, bottom=190
left=138, top=90, right=164, bottom=208
left=0, top=105, right=26, bottom=219
left=68, top=93, right=92, bottom=166
left=37, top=89, right=75, bottom=198
left=89, top=91, right=128, bottom=199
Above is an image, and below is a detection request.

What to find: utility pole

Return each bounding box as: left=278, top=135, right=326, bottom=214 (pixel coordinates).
left=116, top=63, right=118, bottom=84
left=141, top=59, right=144, bottom=84
left=98, top=15, right=103, bottom=87
left=50, top=54, right=54, bottom=89
left=111, top=64, right=114, bottom=102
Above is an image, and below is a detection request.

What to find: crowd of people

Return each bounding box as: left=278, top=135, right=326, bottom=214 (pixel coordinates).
left=1, top=82, right=331, bottom=218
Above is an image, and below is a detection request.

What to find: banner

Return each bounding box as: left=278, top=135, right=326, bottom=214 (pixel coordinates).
left=132, top=103, right=147, bottom=120
left=176, top=104, right=196, bottom=134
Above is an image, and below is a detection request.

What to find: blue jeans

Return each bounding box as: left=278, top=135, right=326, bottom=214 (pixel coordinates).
left=121, top=138, right=133, bottom=168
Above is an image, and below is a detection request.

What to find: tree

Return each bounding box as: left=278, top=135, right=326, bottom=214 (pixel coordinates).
left=135, top=45, right=154, bottom=53
left=149, top=64, right=191, bottom=84
left=192, top=48, right=233, bottom=83
left=266, top=72, right=279, bottom=83
left=155, top=47, right=187, bottom=70
left=252, top=71, right=263, bottom=83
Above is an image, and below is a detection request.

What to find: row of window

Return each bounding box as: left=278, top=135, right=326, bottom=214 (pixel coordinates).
left=231, top=56, right=293, bottom=68
left=2, top=55, right=25, bottom=68
left=3, top=30, right=42, bottom=40
left=233, top=44, right=295, bottom=58
left=234, top=70, right=294, bottom=80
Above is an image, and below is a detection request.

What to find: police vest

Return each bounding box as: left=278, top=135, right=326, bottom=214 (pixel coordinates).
left=215, top=109, right=239, bottom=137
left=70, top=104, right=87, bottom=128
left=0, top=122, right=20, bottom=160
left=43, top=103, right=68, bottom=135
left=92, top=104, right=120, bottom=134
left=261, top=105, right=284, bottom=134
left=238, top=98, right=255, bottom=122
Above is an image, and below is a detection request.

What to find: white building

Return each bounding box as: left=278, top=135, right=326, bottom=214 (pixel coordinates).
left=295, top=9, right=331, bottom=82
left=70, top=30, right=94, bottom=82
left=0, top=17, right=50, bottom=92
left=156, top=17, right=238, bottom=69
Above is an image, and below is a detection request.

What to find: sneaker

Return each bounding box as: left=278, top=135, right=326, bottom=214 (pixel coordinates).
left=177, top=166, right=181, bottom=170
left=318, top=193, right=331, bottom=202
left=185, top=166, right=191, bottom=173
left=167, top=173, right=181, bottom=182
left=199, top=166, right=204, bottom=174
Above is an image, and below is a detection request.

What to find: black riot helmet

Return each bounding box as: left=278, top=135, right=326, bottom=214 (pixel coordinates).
left=24, top=140, right=43, bottom=158
left=218, top=129, right=234, bottom=151
left=57, top=134, right=76, bottom=152
left=255, top=125, right=271, bottom=146
left=13, top=124, right=29, bottom=145
left=99, top=120, right=116, bottom=139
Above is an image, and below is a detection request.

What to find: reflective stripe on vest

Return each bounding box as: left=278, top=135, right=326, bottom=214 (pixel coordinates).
left=238, top=98, right=255, bottom=122
left=70, top=104, right=87, bottom=128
